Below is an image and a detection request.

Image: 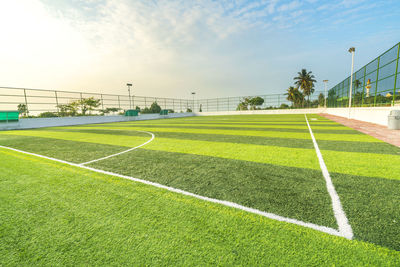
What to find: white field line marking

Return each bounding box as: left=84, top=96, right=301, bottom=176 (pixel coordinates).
left=0, top=144, right=345, bottom=238
left=79, top=130, right=155, bottom=165
left=305, top=115, right=353, bottom=239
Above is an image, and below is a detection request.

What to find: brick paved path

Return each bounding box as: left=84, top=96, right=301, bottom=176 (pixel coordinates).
left=320, top=113, right=400, bottom=148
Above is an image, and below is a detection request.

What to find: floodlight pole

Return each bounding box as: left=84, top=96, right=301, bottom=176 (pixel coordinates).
left=127, top=83, right=132, bottom=109
left=191, top=92, right=196, bottom=111
left=348, top=47, right=355, bottom=119
left=323, top=80, right=328, bottom=108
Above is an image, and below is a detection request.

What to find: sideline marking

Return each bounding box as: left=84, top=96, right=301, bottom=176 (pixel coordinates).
left=305, top=115, right=353, bottom=239
left=79, top=130, right=155, bottom=165
left=0, top=144, right=345, bottom=238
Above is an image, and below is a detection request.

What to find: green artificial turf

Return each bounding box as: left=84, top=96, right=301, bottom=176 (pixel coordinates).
left=307, top=114, right=400, bottom=250
left=1, top=113, right=400, bottom=257
left=0, top=135, right=125, bottom=163
left=1, top=148, right=400, bottom=266
left=90, top=148, right=337, bottom=228
left=40, top=127, right=400, bottom=155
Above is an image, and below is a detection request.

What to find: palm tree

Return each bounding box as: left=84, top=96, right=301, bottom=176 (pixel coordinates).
left=294, top=69, right=317, bottom=106
left=285, top=86, right=304, bottom=108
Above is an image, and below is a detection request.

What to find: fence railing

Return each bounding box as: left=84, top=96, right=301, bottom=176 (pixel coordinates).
left=194, top=93, right=324, bottom=112
left=0, top=86, right=327, bottom=117
left=0, top=86, right=193, bottom=116
left=328, top=42, right=400, bottom=107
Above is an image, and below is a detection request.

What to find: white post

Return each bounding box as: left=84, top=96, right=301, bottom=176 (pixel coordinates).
left=348, top=47, right=355, bottom=119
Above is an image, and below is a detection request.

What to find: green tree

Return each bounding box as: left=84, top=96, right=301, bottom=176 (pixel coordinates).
left=285, top=86, right=304, bottom=108
left=294, top=69, right=316, bottom=106
left=17, top=103, right=28, bottom=117
left=318, top=93, right=325, bottom=107
left=279, top=103, right=290, bottom=109
left=141, top=107, right=151, bottom=114
left=57, top=102, right=79, bottom=117
left=236, top=97, right=250, bottom=110
left=38, top=112, right=58, bottom=118
left=79, top=97, right=101, bottom=115
left=248, top=96, right=264, bottom=109
left=150, top=102, right=162, bottom=113
left=236, top=97, right=264, bottom=110
left=141, top=102, right=162, bottom=114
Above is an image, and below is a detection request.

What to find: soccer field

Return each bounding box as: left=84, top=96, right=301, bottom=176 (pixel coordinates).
left=1, top=114, right=399, bottom=265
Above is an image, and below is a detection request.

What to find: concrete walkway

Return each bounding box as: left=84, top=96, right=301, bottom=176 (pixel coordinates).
left=320, top=113, right=400, bottom=148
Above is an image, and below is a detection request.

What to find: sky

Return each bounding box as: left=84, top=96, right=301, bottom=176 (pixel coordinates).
left=0, top=0, right=399, bottom=99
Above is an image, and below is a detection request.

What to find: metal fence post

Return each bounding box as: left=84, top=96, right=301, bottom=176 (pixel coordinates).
left=23, top=89, right=29, bottom=116
left=55, top=91, right=59, bottom=113
left=217, top=98, right=219, bottom=111
left=362, top=66, right=367, bottom=106
left=118, top=95, right=121, bottom=109
left=393, top=44, right=400, bottom=106
left=172, top=99, right=175, bottom=111
left=101, top=94, right=104, bottom=110
left=132, top=95, right=135, bottom=109
left=374, top=57, right=380, bottom=106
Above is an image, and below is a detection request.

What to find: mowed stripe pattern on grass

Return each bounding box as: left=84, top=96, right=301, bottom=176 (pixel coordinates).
left=1, top=114, right=400, bottom=250
left=2, top=148, right=400, bottom=265
left=0, top=115, right=339, bottom=229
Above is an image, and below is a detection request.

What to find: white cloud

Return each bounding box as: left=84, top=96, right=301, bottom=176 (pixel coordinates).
left=277, top=0, right=301, bottom=12
left=1, top=0, right=399, bottom=99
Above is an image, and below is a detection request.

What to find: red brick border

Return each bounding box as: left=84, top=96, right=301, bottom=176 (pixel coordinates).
left=319, top=113, right=400, bottom=148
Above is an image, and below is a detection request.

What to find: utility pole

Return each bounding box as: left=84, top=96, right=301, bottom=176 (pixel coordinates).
left=127, top=83, right=132, bottom=109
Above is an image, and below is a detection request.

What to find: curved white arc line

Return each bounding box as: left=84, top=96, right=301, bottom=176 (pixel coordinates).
left=79, top=130, right=155, bottom=165
left=305, top=115, right=353, bottom=239
left=0, top=144, right=345, bottom=239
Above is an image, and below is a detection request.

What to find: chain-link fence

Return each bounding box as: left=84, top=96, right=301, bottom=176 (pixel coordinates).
left=194, top=92, right=324, bottom=112
left=328, top=42, right=400, bottom=107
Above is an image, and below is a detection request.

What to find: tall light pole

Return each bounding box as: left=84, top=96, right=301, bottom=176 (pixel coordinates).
left=191, top=92, right=196, bottom=111
left=127, top=83, right=132, bottom=110
left=323, top=80, right=328, bottom=108
left=348, top=47, right=355, bottom=119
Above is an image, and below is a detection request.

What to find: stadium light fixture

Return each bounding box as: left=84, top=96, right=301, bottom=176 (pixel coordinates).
left=323, top=80, right=328, bottom=108
left=127, top=83, right=133, bottom=109
left=348, top=47, right=355, bottom=119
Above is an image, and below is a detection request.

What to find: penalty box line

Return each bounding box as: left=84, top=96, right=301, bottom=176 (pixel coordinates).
left=0, top=144, right=347, bottom=239
left=79, top=130, right=155, bottom=165
left=305, top=115, right=353, bottom=239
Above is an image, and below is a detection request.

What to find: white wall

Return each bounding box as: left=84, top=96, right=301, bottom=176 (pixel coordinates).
left=324, top=107, right=395, bottom=126
left=195, top=107, right=397, bottom=127
left=0, top=113, right=194, bottom=131
left=1, top=107, right=397, bottom=131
